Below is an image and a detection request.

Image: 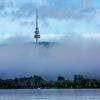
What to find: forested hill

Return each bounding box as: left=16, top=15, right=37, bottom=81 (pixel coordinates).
left=0, top=75, right=99, bottom=89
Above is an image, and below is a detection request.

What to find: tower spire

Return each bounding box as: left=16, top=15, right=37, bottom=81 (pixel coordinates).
left=34, top=9, right=40, bottom=43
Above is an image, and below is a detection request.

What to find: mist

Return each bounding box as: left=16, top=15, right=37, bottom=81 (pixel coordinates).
left=0, top=36, right=100, bottom=80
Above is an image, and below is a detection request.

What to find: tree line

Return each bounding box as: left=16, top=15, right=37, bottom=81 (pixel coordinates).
left=0, top=75, right=100, bottom=89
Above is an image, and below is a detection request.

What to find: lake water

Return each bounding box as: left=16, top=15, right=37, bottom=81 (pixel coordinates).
left=0, top=89, right=100, bottom=100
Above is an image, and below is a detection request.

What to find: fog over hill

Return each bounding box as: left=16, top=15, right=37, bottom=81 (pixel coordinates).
left=0, top=38, right=100, bottom=80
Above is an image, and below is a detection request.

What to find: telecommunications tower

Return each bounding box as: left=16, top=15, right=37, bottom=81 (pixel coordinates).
left=34, top=9, right=40, bottom=43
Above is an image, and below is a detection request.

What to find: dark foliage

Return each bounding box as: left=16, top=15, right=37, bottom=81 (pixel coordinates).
left=0, top=75, right=100, bottom=89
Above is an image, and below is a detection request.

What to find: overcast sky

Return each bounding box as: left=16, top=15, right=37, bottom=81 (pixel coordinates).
left=0, top=0, right=100, bottom=79
left=0, top=0, right=100, bottom=43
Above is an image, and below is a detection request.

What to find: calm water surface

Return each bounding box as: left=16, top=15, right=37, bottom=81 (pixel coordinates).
left=0, top=89, right=100, bottom=100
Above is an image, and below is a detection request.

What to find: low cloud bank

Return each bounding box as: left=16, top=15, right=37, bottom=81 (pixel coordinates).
left=0, top=37, right=100, bottom=80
